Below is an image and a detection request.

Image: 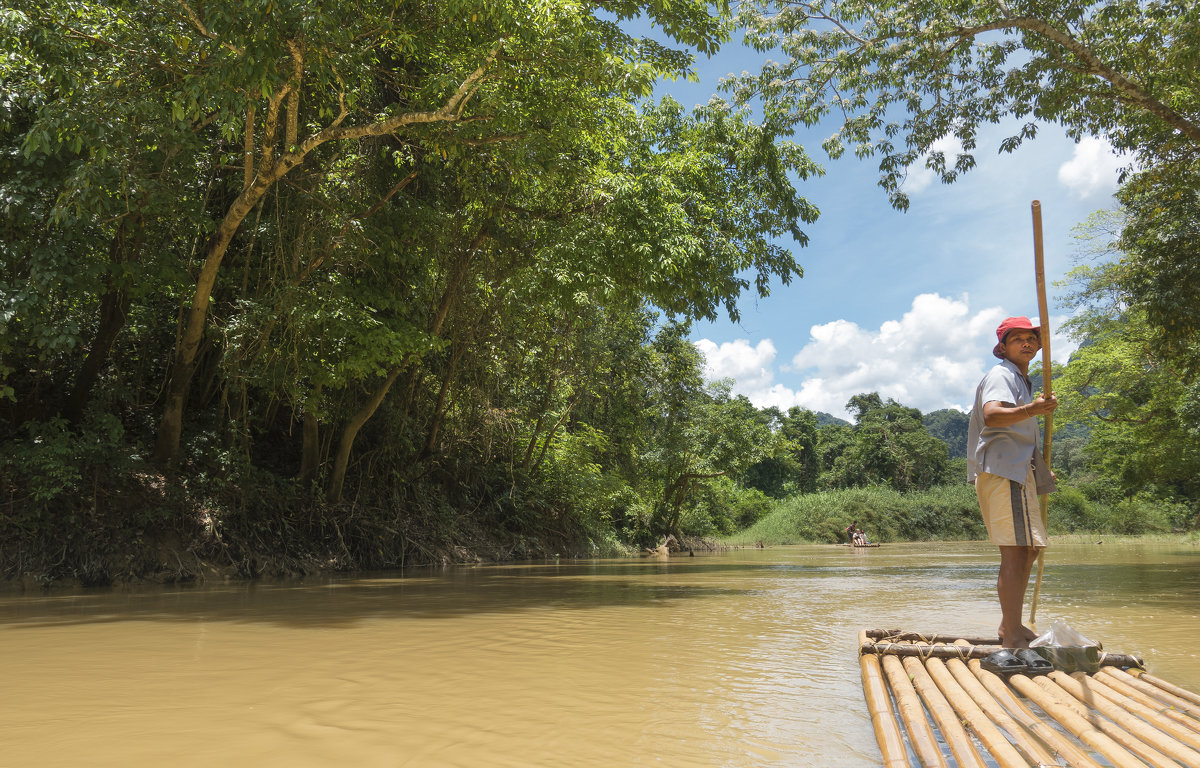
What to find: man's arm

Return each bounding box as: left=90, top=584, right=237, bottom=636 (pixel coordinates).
left=982, top=395, right=1058, bottom=427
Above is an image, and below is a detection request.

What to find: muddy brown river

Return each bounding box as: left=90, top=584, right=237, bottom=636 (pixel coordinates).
left=2, top=539, right=1198, bottom=767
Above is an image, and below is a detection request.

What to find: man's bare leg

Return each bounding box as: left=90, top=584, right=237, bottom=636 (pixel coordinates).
left=997, top=545, right=1041, bottom=648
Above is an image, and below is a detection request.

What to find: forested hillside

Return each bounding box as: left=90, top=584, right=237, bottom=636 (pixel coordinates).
left=0, top=1, right=826, bottom=582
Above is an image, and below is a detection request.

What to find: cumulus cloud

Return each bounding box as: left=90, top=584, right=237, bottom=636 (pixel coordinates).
left=902, top=135, right=966, bottom=195
left=786, top=294, right=1002, bottom=416
left=1058, top=136, right=1126, bottom=199
left=694, top=338, right=778, bottom=393
left=694, top=295, right=1079, bottom=420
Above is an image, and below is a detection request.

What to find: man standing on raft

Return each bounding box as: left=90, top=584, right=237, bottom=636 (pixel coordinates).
left=968, top=317, right=1058, bottom=649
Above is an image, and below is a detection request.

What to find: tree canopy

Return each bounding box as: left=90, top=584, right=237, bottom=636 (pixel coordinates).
left=1055, top=214, right=1200, bottom=517
left=733, top=0, right=1199, bottom=208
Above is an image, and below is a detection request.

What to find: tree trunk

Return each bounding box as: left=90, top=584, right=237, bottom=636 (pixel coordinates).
left=64, top=214, right=144, bottom=423
left=153, top=170, right=281, bottom=463
left=324, top=229, right=487, bottom=501
left=663, top=469, right=727, bottom=534
left=423, top=341, right=466, bottom=457
left=531, top=394, right=579, bottom=476
left=298, top=384, right=322, bottom=481
left=326, top=365, right=404, bottom=503
left=522, top=344, right=561, bottom=470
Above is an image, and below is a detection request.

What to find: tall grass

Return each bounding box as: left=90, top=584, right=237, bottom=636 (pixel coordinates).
left=726, top=482, right=1196, bottom=546
left=727, top=485, right=983, bottom=546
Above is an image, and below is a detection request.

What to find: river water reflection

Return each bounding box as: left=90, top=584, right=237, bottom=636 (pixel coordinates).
left=2, top=540, right=1198, bottom=767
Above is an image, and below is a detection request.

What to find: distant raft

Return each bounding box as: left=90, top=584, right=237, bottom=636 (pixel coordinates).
left=858, top=628, right=1200, bottom=768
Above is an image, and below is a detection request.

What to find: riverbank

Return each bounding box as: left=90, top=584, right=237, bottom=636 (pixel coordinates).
left=725, top=485, right=1198, bottom=547
left=5, top=470, right=1194, bottom=588
left=0, top=468, right=629, bottom=589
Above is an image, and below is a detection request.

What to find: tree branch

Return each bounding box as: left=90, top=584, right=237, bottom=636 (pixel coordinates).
left=286, top=39, right=304, bottom=150
left=174, top=0, right=244, bottom=55
left=942, top=17, right=1200, bottom=144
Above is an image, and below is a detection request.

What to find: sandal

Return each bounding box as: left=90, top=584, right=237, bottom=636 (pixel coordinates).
left=1015, top=648, right=1054, bottom=676
left=981, top=648, right=1028, bottom=676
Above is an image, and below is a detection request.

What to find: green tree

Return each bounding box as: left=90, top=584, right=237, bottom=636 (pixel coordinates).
left=1111, top=164, right=1200, bottom=376
left=639, top=328, right=775, bottom=539
left=732, top=0, right=1200, bottom=379
left=822, top=393, right=949, bottom=491
left=781, top=406, right=821, bottom=492
left=923, top=409, right=970, bottom=459
left=742, top=405, right=820, bottom=496
left=1056, top=263, right=1200, bottom=524
left=734, top=0, right=1199, bottom=209
left=2, top=0, right=844, bottom=578
left=0, top=0, right=735, bottom=463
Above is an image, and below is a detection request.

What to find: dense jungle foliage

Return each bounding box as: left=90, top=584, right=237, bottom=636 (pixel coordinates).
left=2, top=0, right=1197, bottom=584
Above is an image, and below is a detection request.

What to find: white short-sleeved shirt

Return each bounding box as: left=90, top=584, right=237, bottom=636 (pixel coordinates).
left=967, top=359, right=1039, bottom=484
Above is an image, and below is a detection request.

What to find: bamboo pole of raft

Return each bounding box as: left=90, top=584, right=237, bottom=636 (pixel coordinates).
left=1004, top=672, right=1148, bottom=768
left=922, top=657, right=1029, bottom=768
left=901, top=656, right=989, bottom=768
left=946, top=645, right=1064, bottom=767
left=967, top=659, right=1103, bottom=768
left=1047, top=672, right=1200, bottom=767
left=1068, top=672, right=1200, bottom=752
left=858, top=631, right=909, bottom=768
left=1030, top=675, right=1181, bottom=768
left=881, top=654, right=949, bottom=768
left=1030, top=199, right=1053, bottom=628
left=1132, top=670, right=1200, bottom=707
left=1096, top=669, right=1200, bottom=735
left=1100, top=667, right=1200, bottom=719
left=865, top=630, right=1003, bottom=645
left=860, top=641, right=1143, bottom=668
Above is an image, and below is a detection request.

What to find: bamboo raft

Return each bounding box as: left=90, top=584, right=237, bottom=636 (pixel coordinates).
left=859, top=629, right=1200, bottom=768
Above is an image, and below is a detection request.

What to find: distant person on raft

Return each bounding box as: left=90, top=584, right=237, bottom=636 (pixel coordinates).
left=967, top=316, right=1058, bottom=649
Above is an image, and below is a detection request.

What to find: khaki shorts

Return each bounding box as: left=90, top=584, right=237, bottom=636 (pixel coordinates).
left=976, top=468, right=1047, bottom=548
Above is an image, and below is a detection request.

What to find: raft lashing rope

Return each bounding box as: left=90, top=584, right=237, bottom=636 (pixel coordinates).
left=857, top=629, right=1200, bottom=768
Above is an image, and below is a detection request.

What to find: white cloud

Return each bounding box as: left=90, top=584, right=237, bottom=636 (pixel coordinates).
left=695, top=294, right=1079, bottom=420
left=1058, top=137, right=1126, bottom=199
left=902, top=135, right=966, bottom=195
left=786, top=294, right=1000, bottom=416
left=694, top=338, right=778, bottom=393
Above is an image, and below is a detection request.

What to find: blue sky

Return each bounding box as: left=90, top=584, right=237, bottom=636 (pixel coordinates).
left=635, top=20, right=1125, bottom=419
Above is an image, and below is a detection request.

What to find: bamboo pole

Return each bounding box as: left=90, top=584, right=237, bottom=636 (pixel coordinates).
left=1097, top=669, right=1200, bottom=735
left=1101, top=667, right=1200, bottom=719
left=861, top=641, right=1142, bottom=668
left=865, top=630, right=1002, bottom=645
left=1031, top=675, right=1179, bottom=768
left=1070, top=672, right=1200, bottom=752
left=967, top=659, right=1103, bottom=768
left=1132, top=671, right=1200, bottom=707
left=924, top=657, right=1030, bottom=768
left=1048, top=672, right=1200, bottom=767
left=903, top=656, right=989, bottom=768
left=881, top=654, right=948, bottom=768
left=859, top=630, right=909, bottom=768
left=862, top=642, right=995, bottom=659
left=1006, top=673, right=1148, bottom=768
left=946, top=645, right=1062, bottom=767
left=1030, top=199, right=1053, bottom=628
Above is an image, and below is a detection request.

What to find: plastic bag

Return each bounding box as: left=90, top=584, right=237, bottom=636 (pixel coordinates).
left=1030, top=620, right=1098, bottom=648
left=1033, top=646, right=1100, bottom=674
left=1030, top=621, right=1101, bottom=674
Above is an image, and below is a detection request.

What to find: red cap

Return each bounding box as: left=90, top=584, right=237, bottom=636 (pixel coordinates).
left=993, top=316, right=1040, bottom=358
